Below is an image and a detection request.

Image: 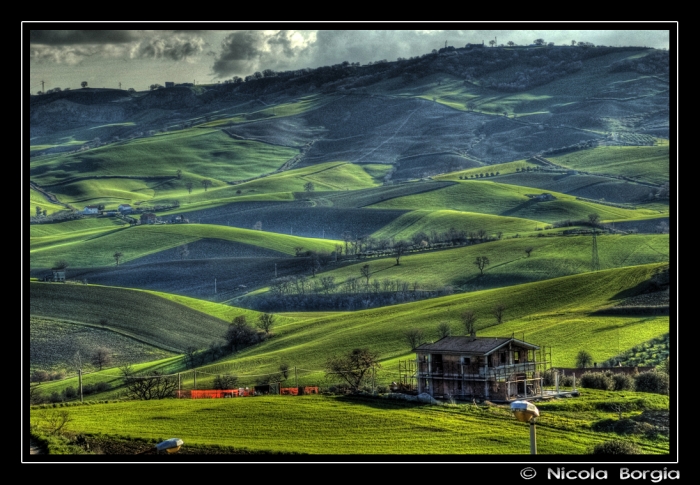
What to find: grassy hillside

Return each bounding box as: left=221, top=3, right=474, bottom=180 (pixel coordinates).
left=549, top=145, right=670, bottom=185
left=262, top=233, right=669, bottom=293
left=371, top=209, right=544, bottom=240
left=28, top=282, right=274, bottom=354
left=177, top=263, right=669, bottom=388
left=30, top=224, right=341, bottom=269
left=30, top=127, right=299, bottom=186
left=369, top=180, right=665, bottom=222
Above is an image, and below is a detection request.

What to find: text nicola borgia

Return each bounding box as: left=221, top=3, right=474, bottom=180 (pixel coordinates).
left=548, top=468, right=679, bottom=482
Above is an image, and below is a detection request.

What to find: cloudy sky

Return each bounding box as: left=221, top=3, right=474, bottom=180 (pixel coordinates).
left=26, top=24, right=673, bottom=93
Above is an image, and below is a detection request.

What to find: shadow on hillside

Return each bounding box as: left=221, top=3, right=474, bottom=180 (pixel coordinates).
left=499, top=199, right=538, bottom=217
left=333, top=394, right=430, bottom=410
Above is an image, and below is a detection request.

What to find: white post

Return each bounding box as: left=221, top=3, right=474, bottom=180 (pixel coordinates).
left=555, top=370, right=559, bottom=395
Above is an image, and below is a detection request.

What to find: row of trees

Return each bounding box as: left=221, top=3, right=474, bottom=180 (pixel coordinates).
left=403, top=305, right=505, bottom=349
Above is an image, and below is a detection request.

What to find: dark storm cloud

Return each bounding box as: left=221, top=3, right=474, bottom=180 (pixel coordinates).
left=29, top=30, right=139, bottom=45
left=211, top=31, right=266, bottom=77
left=131, top=36, right=206, bottom=61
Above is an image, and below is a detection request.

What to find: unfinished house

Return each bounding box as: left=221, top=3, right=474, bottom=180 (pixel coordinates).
left=403, top=336, right=551, bottom=402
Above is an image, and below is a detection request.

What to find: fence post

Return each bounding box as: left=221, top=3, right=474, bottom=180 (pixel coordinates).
left=79, top=369, right=83, bottom=403
left=194, top=369, right=197, bottom=390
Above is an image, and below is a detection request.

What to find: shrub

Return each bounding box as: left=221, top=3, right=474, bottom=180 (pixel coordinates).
left=591, top=439, right=641, bottom=455
left=612, top=373, right=635, bottom=391
left=579, top=371, right=613, bottom=390
left=634, top=370, right=669, bottom=395
left=63, top=386, right=77, bottom=399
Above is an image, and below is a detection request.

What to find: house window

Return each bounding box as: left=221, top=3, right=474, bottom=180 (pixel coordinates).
left=463, top=357, right=471, bottom=365
left=514, top=351, right=520, bottom=363
left=500, top=352, right=506, bottom=365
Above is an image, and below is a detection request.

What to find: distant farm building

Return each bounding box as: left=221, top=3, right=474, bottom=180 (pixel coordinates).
left=400, top=336, right=552, bottom=402
left=165, top=82, right=175, bottom=88
left=170, top=214, right=189, bottom=224
left=140, top=213, right=157, bottom=224
left=82, top=205, right=99, bottom=215
left=118, top=204, right=133, bottom=213
left=43, top=267, right=66, bottom=282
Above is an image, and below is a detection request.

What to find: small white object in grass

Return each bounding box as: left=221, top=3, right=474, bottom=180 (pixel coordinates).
left=156, top=438, right=184, bottom=453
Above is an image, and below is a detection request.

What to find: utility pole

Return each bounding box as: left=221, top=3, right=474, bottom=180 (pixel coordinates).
left=119, top=82, right=122, bottom=90
left=78, top=369, right=83, bottom=402
left=41, top=80, right=45, bottom=94
left=178, top=373, right=181, bottom=398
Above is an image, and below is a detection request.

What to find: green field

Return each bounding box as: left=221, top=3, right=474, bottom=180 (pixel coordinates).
left=29, top=390, right=669, bottom=455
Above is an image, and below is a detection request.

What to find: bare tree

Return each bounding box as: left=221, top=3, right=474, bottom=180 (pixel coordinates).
left=575, top=350, right=593, bottom=368
left=178, top=244, right=190, bottom=260
left=461, top=310, right=477, bottom=336
left=256, top=313, right=275, bottom=335
left=279, top=363, right=290, bottom=381
left=124, top=371, right=177, bottom=400
left=213, top=374, right=238, bottom=390
left=493, top=303, right=506, bottom=324
left=394, top=240, right=409, bottom=266
left=303, top=181, right=315, bottom=194
left=360, top=264, right=371, bottom=286
left=324, top=348, right=381, bottom=392
left=404, top=328, right=425, bottom=350
left=525, top=247, right=534, bottom=257
left=90, top=347, right=112, bottom=370
left=176, top=169, right=182, bottom=179
left=113, top=251, right=123, bottom=266
left=437, top=321, right=452, bottom=339
left=473, top=256, right=490, bottom=275
left=119, top=362, right=135, bottom=379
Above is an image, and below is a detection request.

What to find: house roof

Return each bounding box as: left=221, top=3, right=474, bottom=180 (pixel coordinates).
left=415, top=336, right=539, bottom=355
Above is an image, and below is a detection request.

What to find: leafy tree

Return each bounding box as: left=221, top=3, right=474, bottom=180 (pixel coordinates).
left=534, top=39, right=545, bottom=46
left=461, top=310, right=477, bottom=336
left=81, top=81, right=88, bottom=88
left=588, top=213, right=600, bottom=225
left=225, top=315, right=256, bottom=352
left=525, top=247, right=534, bottom=257
left=256, top=313, right=275, bottom=335
left=185, top=181, right=194, bottom=194
left=575, top=350, right=594, bottom=368
left=53, top=260, right=69, bottom=270
left=473, top=256, right=490, bottom=275
left=303, top=181, right=315, bottom=193
left=324, top=348, right=381, bottom=392
left=253, top=221, right=262, bottom=230
left=404, top=328, right=425, bottom=350
left=176, top=169, right=182, bottom=179
left=279, top=363, right=290, bottom=380
left=507, top=41, right=515, bottom=47
left=113, top=251, right=123, bottom=266
left=201, top=179, right=212, bottom=191
left=184, top=346, right=199, bottom=369
left=493, top=303, right=506, bottom=324
left=489, top=40, right=496, bottom=47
